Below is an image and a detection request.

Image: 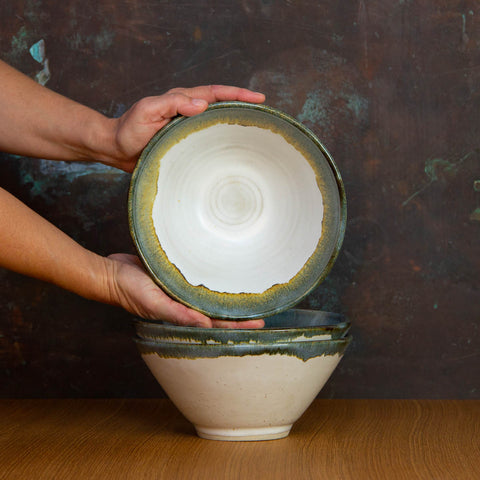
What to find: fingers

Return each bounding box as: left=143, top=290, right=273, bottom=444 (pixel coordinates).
left=169, top=85, right=265, bottom=106
left=149, top=296, right=265, bottom=329
left=108, top=253, right=264, bottom=329
left=135, top=94, right=208, bottom=123
left=130, top=85, right=265, bottom=127
left=209, top=85, right=266, bottom=104
left=152, top=295, right=213, bottom=328
left=211, top=318, right=265, bottom=329
left=154, top=85, right=265, bottom=121
left=111, top=84, right=265, bottom=169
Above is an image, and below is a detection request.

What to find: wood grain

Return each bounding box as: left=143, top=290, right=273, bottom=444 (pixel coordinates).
left=0, top=400, right=478, bottom=479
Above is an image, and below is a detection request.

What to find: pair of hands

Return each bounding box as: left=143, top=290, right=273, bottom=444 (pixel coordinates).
left=105, top=86, right=266, bottom=328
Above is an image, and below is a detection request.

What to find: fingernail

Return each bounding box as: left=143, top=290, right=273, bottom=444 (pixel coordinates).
left=192, top=98, right=208, bottom=107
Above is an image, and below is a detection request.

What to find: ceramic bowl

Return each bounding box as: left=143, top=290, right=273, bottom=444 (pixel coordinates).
left=135, top=309, right=350, bottom=343
left=129, top=102, right=346, bottom=320
left=135, top=334, right=351, bottom=441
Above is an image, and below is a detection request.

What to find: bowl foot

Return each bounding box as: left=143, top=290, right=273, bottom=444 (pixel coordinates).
left=195, top=424, right=292, bottom=441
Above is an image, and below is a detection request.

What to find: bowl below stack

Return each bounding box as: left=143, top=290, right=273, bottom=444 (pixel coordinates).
left=134, top=309, right=351, bottom=441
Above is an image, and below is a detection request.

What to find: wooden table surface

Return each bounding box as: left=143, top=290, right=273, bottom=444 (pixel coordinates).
left=0, top=399, right=478, bottom=479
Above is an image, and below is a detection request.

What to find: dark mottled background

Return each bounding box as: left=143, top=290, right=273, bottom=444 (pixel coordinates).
left=0, top=0, right=478, bottom=399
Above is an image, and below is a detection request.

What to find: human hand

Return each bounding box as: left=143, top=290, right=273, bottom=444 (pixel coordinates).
left=106, top=86, right=265, bottom=172
left=106, top=253, right=265, bottom=328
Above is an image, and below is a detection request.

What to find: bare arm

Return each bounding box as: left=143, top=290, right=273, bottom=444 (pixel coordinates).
left=0, top=59, right=265, bottom=172
left=0, top=186, right=109, bottom=303
left=0, top=59, right=117, bottom=164
left=0, top=187, right=190, bottom=320
left=0, top=187, right=263, bottom=328
left=0, top=61, right=265, bottom=327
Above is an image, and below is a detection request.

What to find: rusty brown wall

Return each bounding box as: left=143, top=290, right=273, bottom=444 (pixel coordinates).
left=0, top=0, right=478, bottom=398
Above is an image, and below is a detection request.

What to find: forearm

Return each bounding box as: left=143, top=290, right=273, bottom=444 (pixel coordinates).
left=0, top=60, right=120, bottom=165
left=0, top=187, right=114, bottom=303
left=0, top=62, right=266, bottom=173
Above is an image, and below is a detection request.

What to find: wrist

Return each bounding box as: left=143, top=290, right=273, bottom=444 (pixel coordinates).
left=58, top=251, right=109, bottom=305
left=81, top=254, right=120, bottom=307
left=82, top=114, right=126, bottom=169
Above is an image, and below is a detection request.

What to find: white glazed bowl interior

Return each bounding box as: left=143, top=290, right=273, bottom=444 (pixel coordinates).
left=152, top=123, right=322, bottom=294
left=135, top=336, right=350, bottom=441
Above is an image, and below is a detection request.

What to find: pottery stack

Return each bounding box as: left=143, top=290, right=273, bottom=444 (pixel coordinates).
left=134, top=309, right=351, bottom=441
left=128, top=102, right=351, bottom=441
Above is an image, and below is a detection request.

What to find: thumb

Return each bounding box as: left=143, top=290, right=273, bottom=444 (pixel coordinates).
left=150, top=93, right=208, bottom=120
left=176, top=96, right=208, bottom=117
left=149, top=292, right=213, bottom=328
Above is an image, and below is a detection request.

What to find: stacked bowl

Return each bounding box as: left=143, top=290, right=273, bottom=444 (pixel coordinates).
left=129, top=102, right=351, bottom=441
left=134, top=309, right=351, bottom=441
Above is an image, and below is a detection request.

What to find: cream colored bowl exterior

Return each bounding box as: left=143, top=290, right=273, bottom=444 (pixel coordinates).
left=141, top=351, right=343, bottom=441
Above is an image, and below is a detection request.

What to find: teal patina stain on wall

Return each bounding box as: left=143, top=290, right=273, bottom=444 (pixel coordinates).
left=248, top=71, right=296, bottom=112
left=66, top=28, right=115, bottom=57
left=346, top=93, right=369, bottom=121
left=248, top=48, right=368, bottom=143
left=403, top=151, right=478, bottom=207
left=18, top=170, right=48, bottom=200
left=6, top=0, right=44, bottom=60
left=13, top=157, right=126, bottom=204
left=6, top=26, right=30, bottom=63
left=29, top=39, right=45, bottom=64
left=10, top=26, right=29, bottom=53
left=24, top=0, right=43, bottom=22
left=470, top=208, right=480, bottom=222
left=269, top=73, right=295, bottom=109
left=471, top=180, right=480, bottom=221
left=92, top=28, right=115, bottom=56
left=297, top=89, right=330, bottom=126
left=297, top=84, right=368, bottom=138
left=425, top=157, right=463, bottom=182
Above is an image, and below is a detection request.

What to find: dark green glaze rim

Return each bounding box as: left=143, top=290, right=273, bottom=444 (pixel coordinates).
left=134, top=309, right=350, bottom=343
left=135, top=335, right=352, bottom=362
left=128, top=101, right=347, bottom=320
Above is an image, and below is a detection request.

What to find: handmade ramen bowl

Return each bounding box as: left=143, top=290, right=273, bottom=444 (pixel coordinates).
left=135, top=308, right=350, bottom=344
left=135, top=332, right=351, bottom=441
left=128, top=102, right=346, bottom=319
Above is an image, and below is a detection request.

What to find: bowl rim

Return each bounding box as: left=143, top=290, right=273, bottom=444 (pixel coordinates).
left=134, top=335, right=352, bottom=361
left=128, top=101, right=347, bottom=320
left=134, top=309, right=350, bottom=333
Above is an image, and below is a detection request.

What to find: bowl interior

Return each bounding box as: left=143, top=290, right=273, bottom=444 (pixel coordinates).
left=263, top=309, right=348, bottom=329
left=129, top=102, right=346, bottom=319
